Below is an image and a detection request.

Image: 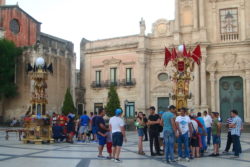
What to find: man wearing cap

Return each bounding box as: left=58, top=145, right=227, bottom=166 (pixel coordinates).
left=147, top=106, right=162, bottom=156
left=109, top=108, right=127, bottom=163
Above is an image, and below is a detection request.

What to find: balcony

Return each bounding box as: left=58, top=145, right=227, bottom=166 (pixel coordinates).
left=91, top=79, right=136, bottom=89
left=120, top=79, right=136, bottom=87
left=220, top=33, right=239, bottom=42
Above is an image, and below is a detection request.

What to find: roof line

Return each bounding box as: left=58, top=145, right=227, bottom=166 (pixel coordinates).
left=0, top=5, right=42, bottom=24
left=40, top=32, right=73, bottom=44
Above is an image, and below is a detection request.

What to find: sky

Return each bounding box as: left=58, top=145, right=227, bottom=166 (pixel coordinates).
left=7, top=0, right=175, bottom=68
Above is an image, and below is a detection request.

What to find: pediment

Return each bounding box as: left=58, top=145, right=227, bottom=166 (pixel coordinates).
left=151, top=19, right=173, bottom=37
left=103, top=57, right=122, bottom=65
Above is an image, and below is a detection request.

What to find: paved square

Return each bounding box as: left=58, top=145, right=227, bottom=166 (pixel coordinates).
left=0, top=129, right=250, bottom=167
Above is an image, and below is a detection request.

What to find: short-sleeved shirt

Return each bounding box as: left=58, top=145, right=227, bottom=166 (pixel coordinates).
left=92, top=116, right=97, bottom=127
left=203, top=115, right=212, bottom=128
left=212, top=118, right=219, bottom=135
left=197, top=117, right=206, bottom=133
left=231, top=116, right=242, bottom=136
left=162, top=112, right=174, bottom=132
left=109, top=116, right=125, bottom=133
left=148, top=114, right=160, bottom=131
left=175, top=115, right=191, bottom=134
left=95, top=116, right=106, bottom=134
left=80, top=115, right=90, bottom=126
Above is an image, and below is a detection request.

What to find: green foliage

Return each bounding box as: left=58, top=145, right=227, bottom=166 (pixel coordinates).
left=105, top=86, right=121, bottom=117
left=61, top=88, right=76, bottom=115
left=0, top=39, right=22, bottom=98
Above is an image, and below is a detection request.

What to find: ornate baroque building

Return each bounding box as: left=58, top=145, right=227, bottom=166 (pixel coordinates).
left=81, top=0, right=250, bottom=123
left=0, top=1, right=76, bottom=121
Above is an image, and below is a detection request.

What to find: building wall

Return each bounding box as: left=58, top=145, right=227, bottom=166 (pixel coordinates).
left=0, top=5, right=75, bottom=121
left=0, top=6, right=40, bottom=47
left=81, top=0, right=250, bottom=122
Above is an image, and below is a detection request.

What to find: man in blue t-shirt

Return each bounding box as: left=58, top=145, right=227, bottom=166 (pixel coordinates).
left=161, top=105, right=177, bottom=163
left=79, top=111, right=90, bottom=142
left=197, top=112, right=207, bottom=153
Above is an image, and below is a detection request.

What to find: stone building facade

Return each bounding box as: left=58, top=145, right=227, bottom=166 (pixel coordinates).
left=0, top=3, right=76, bottom=121
left=81, top=0, right=250, bottom=123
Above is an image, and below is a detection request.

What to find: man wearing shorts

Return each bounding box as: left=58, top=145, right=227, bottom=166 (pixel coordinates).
left=109, top=109, right=127, bottom=163
left=96, top=108, right=109, bottom=158
left=210, top=112, right=221, bottom=156
left=79, top=111, right=90, bottom=142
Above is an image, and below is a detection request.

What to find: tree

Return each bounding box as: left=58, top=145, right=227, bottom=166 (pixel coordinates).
left=105, top=85, right=121, bottom=117
left=61, top=88, right=76, bottom=115
left=0, top=39, right=22, bottom=99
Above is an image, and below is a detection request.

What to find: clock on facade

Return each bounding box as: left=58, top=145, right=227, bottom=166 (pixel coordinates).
left=9, top=19, right=20, bottom=34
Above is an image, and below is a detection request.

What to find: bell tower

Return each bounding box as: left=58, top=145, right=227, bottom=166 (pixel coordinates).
left=0, top=0, right=6, bottom=6
left=174, top=0, right=207, bottom=43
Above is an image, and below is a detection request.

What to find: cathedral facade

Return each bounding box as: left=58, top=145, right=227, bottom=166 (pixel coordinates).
left=0, top=2, right=76, bottom=121
left=81, top=0, right=250, bottom=123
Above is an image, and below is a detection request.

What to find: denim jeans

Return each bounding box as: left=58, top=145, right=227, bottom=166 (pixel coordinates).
left=201, top=135, right=207, bottom=151
left=206, top=127, right=211, bottom=145
left=232, top=135, right=241, bottom=156
left=164, top=130, right=175, bottom=161
left=178, top=132, right=190, bottom=158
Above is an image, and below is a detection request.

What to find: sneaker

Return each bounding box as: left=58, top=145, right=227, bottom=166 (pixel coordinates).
left=177, top=157, right=182, bottom=161
left=185, top=158, right=190, bottom=162
left=114, top=159, right=121, bottom=163
left=81, top=140, right=86, bottom=143
left=222, top=151, right=228, bottom=154
left=209, top=153, right=217, bottom=157
left=231, top=155, right=239, bottom=159
left=170, top=159, right=177, bottom=163
left=215, top=153, right=220, bottom=156
left=97, top=155, right=105, bottom=159
left=156, top=152, right=163, bottom=156
left=106, top=156, right=112, bottom=160
left=151, top=153, right=156, bottom=156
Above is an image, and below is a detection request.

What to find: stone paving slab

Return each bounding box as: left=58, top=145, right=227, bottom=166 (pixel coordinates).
left=0, top=130, right=249, bottom=167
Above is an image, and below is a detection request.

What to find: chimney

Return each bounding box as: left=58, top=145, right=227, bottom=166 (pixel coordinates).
left=0, top=0, right=6, bottom=6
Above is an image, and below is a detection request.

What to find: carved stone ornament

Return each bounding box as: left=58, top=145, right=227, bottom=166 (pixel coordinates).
left=102, top=57, right=122, bottom=65
left=152, top=19, right=171, bottom=37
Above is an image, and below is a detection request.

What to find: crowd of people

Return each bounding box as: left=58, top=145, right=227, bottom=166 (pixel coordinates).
left=51, top=108, right=127, bottom=163
left=134, top=105, right=243, bottom=164
left=50, top=105, right=243, bottom=164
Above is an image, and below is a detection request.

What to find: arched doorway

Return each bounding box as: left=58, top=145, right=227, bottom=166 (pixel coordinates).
left=220, top=76, right=244, bottom=122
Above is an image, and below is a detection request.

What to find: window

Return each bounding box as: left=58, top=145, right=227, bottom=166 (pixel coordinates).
left=126, top=68, right=132, bottom=83
left=220, top=8, right=238, bottom=34
left=95, top=71, right=101, bottom=85
left=158, top=73, right=168, bottom=81
left=94, top=103, right=103, bottom=113
left=10, top=19, right=20, bottom=35
left=125, top=102, right=135, bottom=118
left=110, top=68, right=117, bottom=84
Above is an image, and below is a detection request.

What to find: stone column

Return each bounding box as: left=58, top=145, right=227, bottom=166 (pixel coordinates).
left=193, top=0, right=198, bottom=30
left=200, top=47, right=208, bottom=110
left=137, top=55, right=146, bottom=112
left=210, top=71, right=216, bottom=112
left=174, top=0, right=180, bottom=32
left=240, top=1, right=246, bottom=41
left=194, top=63, right=200, bottom=111
left=199, top=0, right=205, bottom=28
left=245, top=70, right=250, bottom=121
left=174, top=0, right=180, bottom=44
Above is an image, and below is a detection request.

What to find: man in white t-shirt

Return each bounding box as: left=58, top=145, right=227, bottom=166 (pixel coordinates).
left=109, top=109, right=127, bottom=163
left=175, top=108, right=192, bottom=162
left=203, top=111, right=212, bottom=146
